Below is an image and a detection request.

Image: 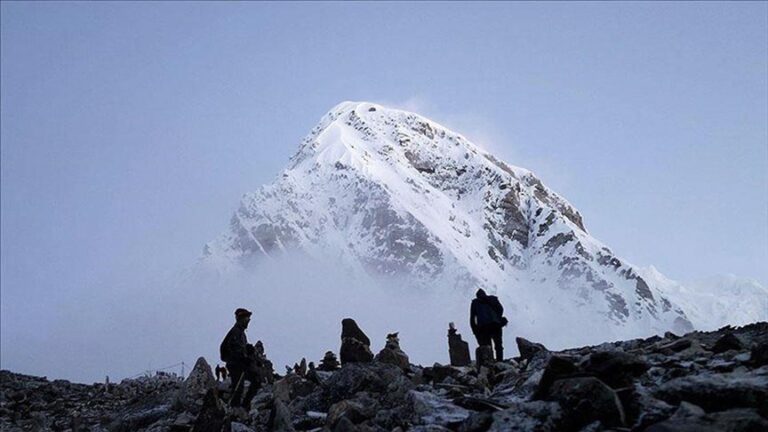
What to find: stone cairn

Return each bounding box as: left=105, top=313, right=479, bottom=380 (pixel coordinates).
left=447, top=322, right=471, bottom=367
left=317, top=351, right=340, bottom=371
left=374, top=332, right=410, bottom=371
left=339, top=318, right=374, bottom=365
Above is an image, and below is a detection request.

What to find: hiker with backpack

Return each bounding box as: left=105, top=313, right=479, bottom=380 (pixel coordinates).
left=470, top=288, right=508, bottom=362
left=220, top=308, right=259, bottom=411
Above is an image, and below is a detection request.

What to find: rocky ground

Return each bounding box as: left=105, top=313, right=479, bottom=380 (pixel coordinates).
left=2, top=322, right=767, bottom=432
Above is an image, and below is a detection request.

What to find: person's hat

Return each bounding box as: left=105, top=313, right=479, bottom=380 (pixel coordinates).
left=235, top=308, right=252, bottom=318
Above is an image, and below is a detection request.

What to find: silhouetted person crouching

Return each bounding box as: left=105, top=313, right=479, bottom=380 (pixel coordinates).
left=470, top=289, right=508, bottom=361
left=220, top=308, right=259, bottom=410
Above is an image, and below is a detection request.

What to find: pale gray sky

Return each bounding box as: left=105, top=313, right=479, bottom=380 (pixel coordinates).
left=2, top=2, right=766, bottom=382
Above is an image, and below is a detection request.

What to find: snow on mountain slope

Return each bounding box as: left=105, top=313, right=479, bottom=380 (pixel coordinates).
left=201, top=101, right=764, bottom=341
left=638, top=267, right=768, bottom=331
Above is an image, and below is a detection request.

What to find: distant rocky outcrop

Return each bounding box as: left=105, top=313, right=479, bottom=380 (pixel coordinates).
left=2, top=322, right=767, bottom=431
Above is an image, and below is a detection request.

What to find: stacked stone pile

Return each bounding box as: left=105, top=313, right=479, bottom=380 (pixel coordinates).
left=2, top=321, right=767, bottom=431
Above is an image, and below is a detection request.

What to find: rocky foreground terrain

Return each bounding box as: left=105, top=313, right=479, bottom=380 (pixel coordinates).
left=2, top=322, right=768, bottom=432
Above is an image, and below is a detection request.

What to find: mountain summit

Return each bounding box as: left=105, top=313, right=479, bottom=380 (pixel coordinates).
left=202, top=102, right=763, bottom=339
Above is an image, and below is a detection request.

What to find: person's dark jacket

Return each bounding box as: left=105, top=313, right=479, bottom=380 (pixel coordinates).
left=470, top=290, right=505, bottom=334
left=220, top=322, right=249, bottom=365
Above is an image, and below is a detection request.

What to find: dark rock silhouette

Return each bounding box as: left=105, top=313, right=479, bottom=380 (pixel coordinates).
left=448, top=322, right=471, bottom=367
left=2, top=321, right=767, bottom=432
left=175, top=357, right=216, bottom=413
left=516, top=336, right=548, bottom=362
left=339, top=318, right=373, bottom=365
left=317, top=351, right=341, bottom=371
left=374, top=332, right=410, bottom=371
left=711, top=332, right=745, bottom=353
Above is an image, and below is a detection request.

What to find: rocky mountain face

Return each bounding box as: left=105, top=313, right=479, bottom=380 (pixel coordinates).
left=3, top=322, right=767, bottom=431
left=202, top=101, right=704, bottom=338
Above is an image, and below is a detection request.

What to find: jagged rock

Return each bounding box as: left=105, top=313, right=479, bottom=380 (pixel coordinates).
left=712, top=333, right=745, bottom=354
left=653, top=369, right=768, bottom=414
left=375, top=332, right=410, bottom=370
left=326, top=394, right=378, bottom=428
left=752, top=342, right=768, bottom=366
left=582, top=350, right=650, bottom=388
left=453, top=396, right=507, bottom=412
left=3, top=323, right=768, bottom=432
left=273, top=374, right=316, bottom=402
left=406, top=390, right=470, bottom=426
left=409, top=426, right=453, bottom=432
left=547, top=377, right=626, bottom=429
left=340, top=319, right=374, bottom=364
left=620, top=386, right=676, bottom=430
left=488, top=400, right=564, bottom=431
left=532, top=355, right=580, bottom=400
left=516, top=337, right=548, bottom=362
left=269, top=399, right=296, bottom=432
left=332, top=416, right=359, bottom=432
left=175, top=357, right=216, bottom=412
left=318, top=351, right=341, bottom=371
left=456, top=411, right=494, bottom=432
left=293, top=358, right=307, bottom=377
left=230, top=421, right=256, bottom=432
left=654, top=338, right=692, bottom=354
left=448, top=323, right=471, bottom=367
left=422, top=364, right=463, bottom=385
left=324, top=362, right=404, bottom=402
left=110, top=405, right=173, bottom=432
left=190, top=389, right=225, bottom=432
left=643, top=408, right=768, bottom=432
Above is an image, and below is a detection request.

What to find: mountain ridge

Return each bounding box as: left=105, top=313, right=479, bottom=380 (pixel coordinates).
left=201, top=101, right=765, bottom=340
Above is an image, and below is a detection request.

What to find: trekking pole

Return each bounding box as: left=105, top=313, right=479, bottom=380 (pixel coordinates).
left=231, top=373, right=245, bottom=404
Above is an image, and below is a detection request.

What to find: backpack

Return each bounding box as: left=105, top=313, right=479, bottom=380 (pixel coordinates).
left=220, top=336, right=231, bottom=363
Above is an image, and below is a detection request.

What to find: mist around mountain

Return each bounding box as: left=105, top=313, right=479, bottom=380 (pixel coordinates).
left=199, top=101, right=768, bottom=357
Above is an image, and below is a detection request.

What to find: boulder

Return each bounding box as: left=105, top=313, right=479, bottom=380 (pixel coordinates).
left=654, top=339, right=692, bottom=354
left=547, top=377, right=626, bottom=429
left=456, top=411, right=493, bottom=432
left=653, top=370, right=768, bottom=414
left=532, top=355, right=580, bottom=400
left=340, top=319, right=374, bottom=365
left=422, top=364, right=464, bottom=385
left=406, top=390, right=470, bottom=426
left=516, top=337, right=548, bottom=362
left=324, top=362, right=403, bottom=402
left=273, top=374, right=316, bottom=402
left=326, top=394, right=378, bottom=427
left=488, top=400, right=564, bottom=432
left=711, top=333, right=745, bottom=354
left=750, top=342, right=768, bottom=367
left=175, top=357, right=216, bottom=411
left=190, top=390, right=226, bottom=432
left=643, top=408, right=768, bottom=432
left=269, top=399, right=296, bottom=432
left=582, top=350, right=649, bottom=388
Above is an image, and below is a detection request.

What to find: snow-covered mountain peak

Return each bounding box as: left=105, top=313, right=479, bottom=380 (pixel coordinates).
left=202, top=101, right=766, bottom=341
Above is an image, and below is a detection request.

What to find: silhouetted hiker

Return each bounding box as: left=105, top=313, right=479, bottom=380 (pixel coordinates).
left=470, top=288, right=508, bottom=361
left=220, top=308, right=259, bottom=410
